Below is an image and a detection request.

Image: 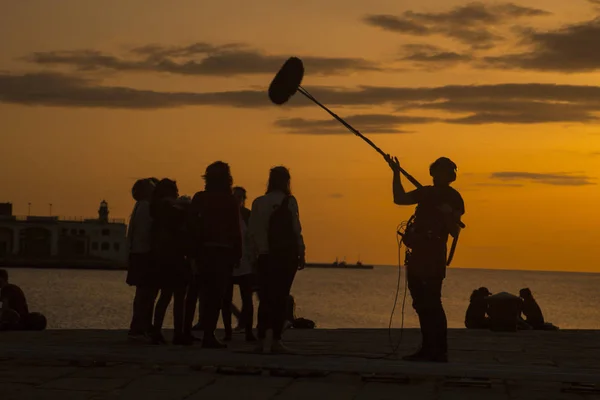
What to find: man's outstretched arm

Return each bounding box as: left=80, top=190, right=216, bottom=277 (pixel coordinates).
left=385, top=154, right=419, bottom=205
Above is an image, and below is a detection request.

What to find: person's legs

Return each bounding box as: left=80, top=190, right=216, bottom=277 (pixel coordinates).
left=272, top=260, right=297, bottom=342
left=231, top=277, right=244, bottom=332
left=139, top=285, right=159, bottom=336
left=128, top=253, right=150, bottom=338
left=203, top=271, right=229, bottom=347
left=200, top=248, right=230, bottom=348
left=255, top=255, right=273, bottom=351
left=438, top=304, right=448, bottom=355
left=191, top=295, right=203, bottom=330
left=422, top=278, right=446, bottom=360
left=184, top=274, right=200, bottom=337
left=152, top=288, right=173, bottom=344
left=198, top=268, right=217, bottom=341
left=221, top=277, right=234, bottom=340
left=405, top=277, right=446, bottom=362
left=238, top=274, right=256, bottom=340
left=404, top=273, right=429, bottom=360
left=0, top=309, right=22, bottom=331
left=172, top=285, right=188, bottom=344
left=128, top=286, right=144, bottom=336
left=231, top=304, right=242, bottom=326
left=129, top=253, right=158, bottom=338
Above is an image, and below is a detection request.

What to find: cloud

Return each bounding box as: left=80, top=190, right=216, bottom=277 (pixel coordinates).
left=130, top=42, right=245, bottom=58
left=483, top=18, right=600, bottom=72
left=24, top=42, right=382, bottom=77
left=400, top=98, right=599, bottom=124
left=474, top=182, right=524, bottom=187
left=490, top=171, right=595, bottom=186
left=399, top=44, right=472, bottom=67
left=0, top=71, right=268, bottom=109
left=273, top=114, right=436, bottom=134
left=4, top=71, right=600, bottom=127
left=363, top=2, right=551, bottom=49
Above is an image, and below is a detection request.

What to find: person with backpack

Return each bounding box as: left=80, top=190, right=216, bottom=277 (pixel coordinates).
left=183, top=161, right=242, bottom=348
left=247, top=166, right=306, bottom=354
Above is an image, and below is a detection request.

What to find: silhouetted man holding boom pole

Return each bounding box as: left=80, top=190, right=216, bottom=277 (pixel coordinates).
left=384, top=154, right=465, bottom=363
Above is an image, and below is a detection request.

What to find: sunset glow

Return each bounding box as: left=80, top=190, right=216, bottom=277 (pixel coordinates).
left=1, top=0, right=599, bottom=272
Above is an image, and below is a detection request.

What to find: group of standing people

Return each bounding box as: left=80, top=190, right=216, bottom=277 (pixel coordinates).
left=125, top=152, right=464, bottom=362
left=126, top=161, right=305, bottom=353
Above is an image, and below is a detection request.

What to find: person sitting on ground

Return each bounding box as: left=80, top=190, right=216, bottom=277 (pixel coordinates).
left=519, top=288, right=559, bottom=331
left=464, top=287, right=492, bottom=329
left=0, top=269, right=46, bottom=331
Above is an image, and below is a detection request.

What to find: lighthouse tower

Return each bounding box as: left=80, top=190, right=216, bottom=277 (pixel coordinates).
left=98, top=200, right=109, bottom=223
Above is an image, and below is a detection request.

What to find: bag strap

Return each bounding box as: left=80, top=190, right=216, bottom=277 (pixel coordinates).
left=128, top=202, right=140, bottom=251
left=446, top=231, right=460, bottom=266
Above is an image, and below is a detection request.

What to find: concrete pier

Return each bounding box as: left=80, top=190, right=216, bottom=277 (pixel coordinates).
left=1, top=328, right=599, bottom=399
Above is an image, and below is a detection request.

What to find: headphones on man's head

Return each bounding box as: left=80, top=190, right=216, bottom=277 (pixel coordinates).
left=429, top=157, right=457, bottom=182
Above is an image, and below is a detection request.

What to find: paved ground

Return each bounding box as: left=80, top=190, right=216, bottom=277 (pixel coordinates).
left=1, top=328, right=600, bottom=399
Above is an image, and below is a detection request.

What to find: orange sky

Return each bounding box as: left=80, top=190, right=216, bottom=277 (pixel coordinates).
left=1, top=0, right=599, bottom=272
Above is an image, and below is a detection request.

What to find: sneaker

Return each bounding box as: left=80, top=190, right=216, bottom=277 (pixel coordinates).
left=282, top=320, right=293, bottom=332
left=271, top=340, right=295, bottom=354
left=151, top=331, right=167, bottom=345
left=173, top=334, right=194, bottom=346
left=402, top=348, right=447, bottom=363
left=428, top=352, right=448, bottom=363
left=192, top=334, right=203, bottom=342
left=191, top=322, right=203, bottom=331
left=401, top=348, right=430, bottom=362
left=127, top=333, right=147, bottom=343
left=201, top=335, right=227, bottom=349
left=253, top=339, right=265, bottom=353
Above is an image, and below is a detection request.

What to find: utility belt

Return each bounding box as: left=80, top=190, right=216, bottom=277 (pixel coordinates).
left=400, top=215, right=444, bottom=250
left=400, top=214, right=461, bottom=267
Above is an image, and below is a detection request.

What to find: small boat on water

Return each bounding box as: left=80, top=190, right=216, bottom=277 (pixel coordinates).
left=305, top=257, right=374, bottom=270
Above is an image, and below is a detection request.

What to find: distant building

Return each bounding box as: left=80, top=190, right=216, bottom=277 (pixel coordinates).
left=0, top=201, right=127, bottom=269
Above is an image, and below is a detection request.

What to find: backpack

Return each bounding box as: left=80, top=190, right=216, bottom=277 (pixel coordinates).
left=292, top=317, right=316, bottom=329
left=268, top=196, right=298, bottom=257
left=185, top=192, right=206, bottom=259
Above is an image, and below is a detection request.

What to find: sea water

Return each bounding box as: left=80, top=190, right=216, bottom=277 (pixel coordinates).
left=5, top=266, right=600, bottom=330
